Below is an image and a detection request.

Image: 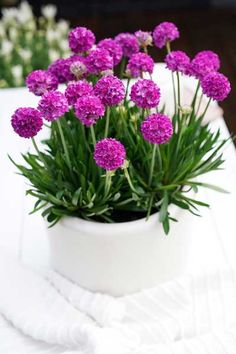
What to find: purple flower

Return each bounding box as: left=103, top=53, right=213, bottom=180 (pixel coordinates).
left=38, top=91, right=69, bottom=121
left=70, top=60, right=88, bottom=79
left=201, top=72, right=231, bottom=101
left=65, top=80, right=93, bottom=106
left=11, top=108, right=43, bottom=138
left=115, top=33, right=139, bottom=58
left=85, top=48, right=114, bottom=75
left=26, top=70, right=58, bottom=97
left=165, top=51, right=190, bottom=74
left=94, top=138, right=126, bottom=170
left=126, top=52, right=154, bottom=78
left=135, top=30, right=153, bottom=48
left=130, top=79, right=160, bottom=109
left=68, top=26, right=95, bottom=54
left=97, top=38, right=123, bottom=65
left=141, top=113, right=173, bottom=145
left=153, top=22, right=179, bottom=49
left=74, top=94, right=105, bottom=126
left=94, top=75, right=125, bottom=106
left=48, top=58, right=74, bottom=83
left=190, top=50, right=220, bottom=79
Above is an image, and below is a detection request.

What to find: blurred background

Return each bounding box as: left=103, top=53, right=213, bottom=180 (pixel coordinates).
left=1, top=0, right=236, bottom=134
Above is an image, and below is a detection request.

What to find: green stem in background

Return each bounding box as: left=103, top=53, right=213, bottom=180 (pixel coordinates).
left=124, top=78, right=130, bottom=104
left=191, top=80, right=200, bottom=111
left=196, top=92, right=204, bottom=116
left=104, top=170, right=112, bottom=197
left=166, top=41, right=177, bottom=115
left=90, top=125, right=96, bottom=146
left=104, top=107, right=110, bottom=138
left=119, top=57, right=126, bottom=79
left=176, top=71, right=181, bottom=119
left=31, top=137, right=48, bottom=168
left=148, top=144, right=157, bottom=187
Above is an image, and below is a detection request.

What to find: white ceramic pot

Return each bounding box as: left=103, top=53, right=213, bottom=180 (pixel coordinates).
left=47, top=204, right=196, bottom=296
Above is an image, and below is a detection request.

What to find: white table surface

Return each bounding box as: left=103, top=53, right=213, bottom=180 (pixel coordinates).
left=0, top=66, right=236, bottom=274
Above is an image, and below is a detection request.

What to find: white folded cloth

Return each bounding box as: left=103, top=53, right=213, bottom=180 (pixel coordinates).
left=1, top=250, right=236, bottom=354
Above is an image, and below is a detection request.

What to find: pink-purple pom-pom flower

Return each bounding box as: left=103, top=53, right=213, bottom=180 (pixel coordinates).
left=68, top=26, right=95, bottom=54
left=38, top=91, right=69, bottom=121
left=94, top=75, right=125, bottom=106
left=94, top=138, right=126, bottom=170
left=26, top=70, right=58, bottom=96
left=115, top=33, right=139, bottom=58
left=85, top=48, right=114, bottom=75
left=141, top=113, right=173, bottom=145
left=65, top=80, right=93, bottom=106
left=126, top=52, right=154, bottom=78
left=135, top=30, right=153, bottom=48
left=165, top=50, right=190, bottom=74
left=130, top=79, right=160, bottom=109
left=201, top=72, right=231, bottom=101
left=11, top=108, right=43, bottom=138
left=153, top=22, right=179, bottom=49
left=74, top=94, right=105, bottom=126
left=97, top=38, right=123, bottom=65
left=189, top=50, right=220, bottom=79
left=48, top=58, right=74, bottom=83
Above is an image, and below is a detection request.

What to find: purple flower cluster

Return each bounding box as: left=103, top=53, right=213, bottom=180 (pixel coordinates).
left=75, top=95, right=105, bottom=126
left=97, top=38, right=123, bottom=65
left=94, top=75, right=125, bottom=106
left=38, top=91, right=69, bottom=121
left=135, top=30, right=153, bottom=48
left=94, top=138, right=126, bottom=170
left=153, top=22, right=179, bottom=49
left=26, top=70, right=58, bottom=96
left=85, top=48, right=114, bottom=75
left=141, top=113, right=173, bottom=145
left=165, top=51, right=190, bottom=74
left=190, top=50, right=220, bottom=79
left=115, top=33, right=139, bottom=58
left=201, top=72, right=231, bottom=101
left=68, top=26, right=95, bottom=54
left=48, top=58, right=74, bottom=83
left=11, top=108, right=43, bottom=138
left=130, top=79, right=160, bottom=109
left=126, top=52, right=154, bottom=78
left=65, top=80, right=93, bottom=106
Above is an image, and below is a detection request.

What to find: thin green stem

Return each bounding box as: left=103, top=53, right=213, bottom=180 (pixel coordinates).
left=148, top=144, right=157, bottom=187
left=176, top=71, right=181, bottom=119
left=31, top=137, right=48, bottom=168
left=119, top=57, right=126, bottom=79
left=201, top=98, right=211, bottom=120
left=56, top=120, right=72, bottom=172
left=156, top=144, right=162, bottom=171
left=124, top=78, right=130, bottom=104
left=191, top=81, right=200, bottom=110
left=196, top=92, right=204, bottom=116
left=104, top=107, right=110, bottom=138
left=90, top=125, right=96, bottom=146
left=104, top=171, right=112, bottom=197
left=124, top=167, right=138, bottom=194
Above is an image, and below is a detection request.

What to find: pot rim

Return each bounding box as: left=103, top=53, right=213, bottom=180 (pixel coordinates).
left=59, top=203, right=179, bottom=234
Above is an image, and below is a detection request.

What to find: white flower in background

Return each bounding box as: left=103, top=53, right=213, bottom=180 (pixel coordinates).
left=0, top=24, right=6, bottom=38
left=16, top=1, right=34, bottom=24
left=46, top=29, right=60, bottom=43
left=49, top=49, right=60, bottom=62
left=12, top=65, right=23, bottom=86
left=1, top=7, right=18, bottom=24
left=25, top=31, right=33, bottom=42
left=0, top=40, right=13, bottom=56
left=9, top=28, right=18, bottom=42
left=24, top=20, right=36, bottom=31
left=41, top=4, right=57, bottom=19
left=57, top=20, right=69, bottom=34
left=60, top=39, right=69, bottom=52
left=18, top=48, right=32, bottom=62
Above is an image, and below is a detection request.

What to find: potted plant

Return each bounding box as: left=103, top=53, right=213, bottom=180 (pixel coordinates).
left=0, top=1, right=70, bottom=88
left=10, top=23, right=232, bottom=296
